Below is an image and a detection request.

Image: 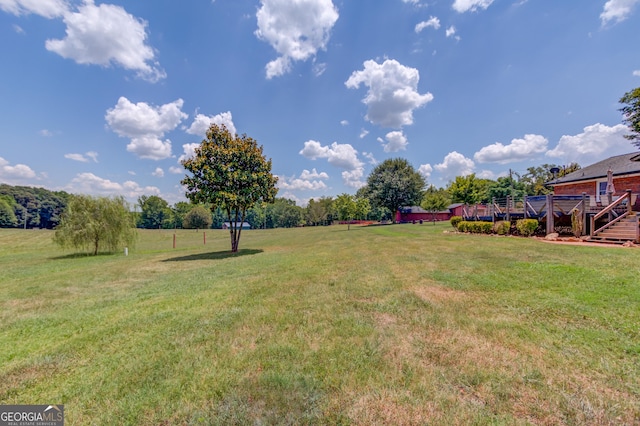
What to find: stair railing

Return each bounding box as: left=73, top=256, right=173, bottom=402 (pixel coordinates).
left=590, top=190, right=633, bottom=238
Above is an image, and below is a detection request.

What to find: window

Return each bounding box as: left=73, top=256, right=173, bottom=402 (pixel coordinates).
left=597, top=181, right=607, bottom=202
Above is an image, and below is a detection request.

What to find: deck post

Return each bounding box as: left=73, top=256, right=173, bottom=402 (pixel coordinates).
left=546, top=193, right=554, bottom=235
left=523, top=195, right=528, bottom=219
left=492, top=197, right=496, bottom=223
left=626, top=189, right=632, bottom=215
left=607, top=192, right=613, bottom=222
left=582, top=192, right=588, bottom=236
left=506, top=196, right=511, bottom=222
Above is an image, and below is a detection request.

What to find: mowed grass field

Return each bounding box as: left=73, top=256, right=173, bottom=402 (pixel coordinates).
left=1, top=224, right=639, bottom=425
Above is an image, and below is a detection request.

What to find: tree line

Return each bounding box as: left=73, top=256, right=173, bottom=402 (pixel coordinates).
left=0, top=184, right=70, bottom=229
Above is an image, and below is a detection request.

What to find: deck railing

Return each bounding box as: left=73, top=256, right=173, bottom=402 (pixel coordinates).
left=590, top=189, right=633, bottom=238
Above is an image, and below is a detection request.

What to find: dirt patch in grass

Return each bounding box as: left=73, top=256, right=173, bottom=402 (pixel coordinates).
left=347, top=390, right=435, bottom=425
left=411, top=285, right=468, bottom=305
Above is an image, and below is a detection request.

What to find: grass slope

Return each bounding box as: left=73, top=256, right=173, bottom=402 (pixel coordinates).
left=0, top=225, right=639, bottom=424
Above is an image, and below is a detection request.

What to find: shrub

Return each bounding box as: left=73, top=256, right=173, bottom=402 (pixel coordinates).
left=516, top=219, right=539, bottom=237
left=450, top=216, right=462, bottom=229
left=457, top=221, right=493, bottom=234
left=493, top=220, right=511, bottom=235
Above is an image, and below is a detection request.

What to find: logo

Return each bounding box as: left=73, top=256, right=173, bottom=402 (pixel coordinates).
left=0, top=405, right=64, bottom=426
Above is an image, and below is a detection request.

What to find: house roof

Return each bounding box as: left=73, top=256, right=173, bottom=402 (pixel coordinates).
left=399, top=206, right=452, bottom=214
left=548, top=152, right=640, bottom=186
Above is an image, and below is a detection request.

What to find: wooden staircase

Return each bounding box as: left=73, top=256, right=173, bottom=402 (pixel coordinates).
left=588, top=212, right=640, bottom=244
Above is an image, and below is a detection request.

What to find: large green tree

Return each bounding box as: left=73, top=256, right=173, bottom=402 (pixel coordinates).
left=53, top=195, right=137, bottom=255
left=520, top=163, right=580, bottom=195
left=182, top=124, right=278, bottom=252
left=265, top=198, right=303, bottom=228
left=0, top=196, right=17, bottom=227
left=138, top=195, right=170, bottom=229
left=364, top=158, right=425, bottom=223
left=421, top=185, right=450, bottom=224
left=620, top=87, right=640, bottom=147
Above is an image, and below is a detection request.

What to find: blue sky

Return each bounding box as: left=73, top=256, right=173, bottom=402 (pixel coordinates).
left=1, top=0, right=639, bottom=205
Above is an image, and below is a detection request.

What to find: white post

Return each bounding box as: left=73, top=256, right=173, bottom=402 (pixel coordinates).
left=124, top=247, right=128, bottom=256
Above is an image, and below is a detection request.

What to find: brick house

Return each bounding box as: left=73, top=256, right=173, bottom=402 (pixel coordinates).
left=549, top=152, right=640, bottom=209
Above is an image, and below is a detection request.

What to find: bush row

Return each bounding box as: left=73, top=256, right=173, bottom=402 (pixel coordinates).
left=450, top=216, right=539, bottom=237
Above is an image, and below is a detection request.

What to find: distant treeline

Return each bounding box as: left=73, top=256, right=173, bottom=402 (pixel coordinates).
left=0, top=184, right=71, bottom=229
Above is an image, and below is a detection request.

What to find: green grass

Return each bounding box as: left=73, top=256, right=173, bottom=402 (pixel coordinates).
left=1, top=225, right=639, bottom=424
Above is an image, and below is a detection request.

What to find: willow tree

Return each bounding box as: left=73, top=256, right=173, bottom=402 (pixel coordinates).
left=53, top=195, right=137, bottom=255
left=181, top=124, right=278, bottom=252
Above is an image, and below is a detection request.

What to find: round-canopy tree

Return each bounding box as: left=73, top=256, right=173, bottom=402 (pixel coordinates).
left=181, top=124, right=278, bottom=252
left=364, top=158, right=425, bottom=223
left=183, top=205, right=212, bottom=230
left=53, top=195, right=137, bottom=255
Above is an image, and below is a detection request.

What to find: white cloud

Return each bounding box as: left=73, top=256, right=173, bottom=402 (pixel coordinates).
left=452, top=0, right=494, bottom=13
left=445, top=25, right=458, bottom=38
left=300, top=168, right=329, bottom=180
left=64, top=153, right=87, bottom=162
left=474, top=134, right=548, bottom=164
left=0, top=0, right=67, bottom=18
left=633, top=70, right=640, bottom=77
left=45, top=0, right=165, bottom=82
left=39, top=129, right=53, bottom=137
left=313, top=62, right=327, bottom=76
left=186, top=111, right=236, bottom=137
left=600, top=0, right=640, bottom=25
left=278, top=176, right=327, bottom=191
left=418, top=163, right=433, bottom=179
left=64, top=151, right=98, bottom=163
left=299, top=140, right=364, bottom=170
left=345, top=59, right=434, bottom=128
left=152, top=167, right=164, bottom=178
left=381, top=130, right=408, bottom=152
left=66, top=172, right=160, bottom=200
left=105, top=97, right=187, bottom=160
left=255, top=0, right=339, bottom=79
left=342, top=168, right=366, bottom=189
left=178, top=143, right=200, bottom=164
left=362, top=151, right=378, bottom=165
left=546, top=123, right=630, bottom=165
left=340, top=120, right=349, bottom=126
left=13, top=24, right=24, bottom=33
left=477, top=169, right=496, bottom=179
left=278, top=169, right=329, bottom=191
left=86, top=151, right=98, bottom=162
left=169, top=166, right=183, bottom=174
left=299, top=140, right=365, bottom=188
left=0, top=156, right=37, bottom=183
left=415, top=16, right=440, bottom=32
left=434, top=151, right=475, bottom=181
left=359, top=129, right=369, bottom=139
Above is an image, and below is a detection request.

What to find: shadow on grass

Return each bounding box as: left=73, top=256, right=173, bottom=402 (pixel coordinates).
left=49, top=252, right=118, bottom=260
left=163, top=248, right=263, bottom=262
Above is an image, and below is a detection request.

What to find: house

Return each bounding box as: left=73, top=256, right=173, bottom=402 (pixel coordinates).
left=222, top=222, right=251, bottom=230
left=548, top=152, right=640, bottom=209
left=396, top=204, right=464, bottom=223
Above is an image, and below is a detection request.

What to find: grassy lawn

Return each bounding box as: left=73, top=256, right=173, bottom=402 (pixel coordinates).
left=1, top=224, right=639, bottom=424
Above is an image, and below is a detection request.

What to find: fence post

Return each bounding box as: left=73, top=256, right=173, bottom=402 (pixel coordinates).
left=491, top=198, right=496, bottom=223
left=506, top=196, right=511, bottom=222
left=546, top=193, right=554, bottom=235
